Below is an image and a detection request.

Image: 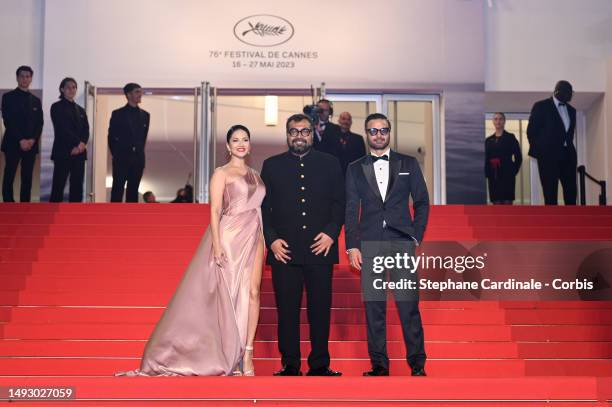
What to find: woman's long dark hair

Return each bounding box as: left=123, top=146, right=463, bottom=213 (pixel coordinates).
left=226, top=124, right=251, bottom=142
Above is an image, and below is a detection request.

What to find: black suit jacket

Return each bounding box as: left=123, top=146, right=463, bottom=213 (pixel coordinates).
left=338, top=131, right=366, bottom=175
left=1, top=88, right=43, bottom=154
left=261, top=150, right=345, bottom=265
left=527, top=97, right=576, bottom=160
left=108, top=104, right=150, bottom=158
left=50, top=98, right=89, bottom=161
left=484, top=131, right=522, bottom=179
left=345, top=150, right=429, bottom=250
left=313, top=121, right=342, bottom=157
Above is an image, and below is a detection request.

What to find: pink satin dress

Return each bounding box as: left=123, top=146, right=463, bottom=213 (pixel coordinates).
left=118, top=168, right=265, bottom=376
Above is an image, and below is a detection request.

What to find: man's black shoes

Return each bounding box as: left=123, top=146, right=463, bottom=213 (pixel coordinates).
left=306, top=367, right=342, bottom=376
left=411, top=367, right=427, bottom=376
left=273, top=366, right=302, bottom=376
left=363, top=366, right=389, bottom=376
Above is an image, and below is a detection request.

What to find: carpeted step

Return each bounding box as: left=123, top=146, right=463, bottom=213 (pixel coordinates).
left=1, top=357, right=611, bottom=377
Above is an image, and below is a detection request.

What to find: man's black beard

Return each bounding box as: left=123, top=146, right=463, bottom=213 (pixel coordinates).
left=288, top=141, right=312, bottom=155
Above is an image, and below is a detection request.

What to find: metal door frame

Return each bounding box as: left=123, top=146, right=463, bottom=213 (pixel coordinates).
left=83, top=81, right=97, bottom=202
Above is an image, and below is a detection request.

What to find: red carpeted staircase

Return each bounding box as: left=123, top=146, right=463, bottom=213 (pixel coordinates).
left=0, top=203, right=611, bottom=405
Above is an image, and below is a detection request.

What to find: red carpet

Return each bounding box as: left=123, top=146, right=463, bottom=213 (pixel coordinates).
left=0, top=203, right=611, bottom=404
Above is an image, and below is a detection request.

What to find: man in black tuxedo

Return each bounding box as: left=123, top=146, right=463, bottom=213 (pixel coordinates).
left=337, top=111, right=366, bottom=176
left=108, top=83, right=150, bottom=202
left=1, top=65, right=43, bottom=202
left=345, top=113, right=429, bottom=377
left=312, top=99, right=341, bottom=157
left=261, top=113, right=345, bottom=376
left=527, top=80, right=577, bottom=205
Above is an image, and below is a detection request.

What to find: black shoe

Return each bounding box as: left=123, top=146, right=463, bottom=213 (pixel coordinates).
left=273, top=366, right=302, bottom=376
left=306, top=367, right=342, bottom=376
left=363, top=366, right=389, bottom=376
left=411, top=367, right=427, bottom=376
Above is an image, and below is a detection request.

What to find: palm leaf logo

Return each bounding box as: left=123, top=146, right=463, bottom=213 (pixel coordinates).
left=242, top=21, right=287, bottom=37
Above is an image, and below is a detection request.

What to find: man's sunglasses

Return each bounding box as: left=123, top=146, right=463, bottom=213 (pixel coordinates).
left=366, top=127, right=390, bottom=136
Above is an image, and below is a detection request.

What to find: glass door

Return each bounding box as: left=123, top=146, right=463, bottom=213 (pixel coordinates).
left=89, top=86, right=203, bottom=202
left=484, top=114, right=533, bottom=205
left=324, top=94, right=381, bottom=134
left=213, top=89, right=318, bottom=175
left=383, top=95, right=441, bottom=204
left=325, top=93, right=442, bottom=204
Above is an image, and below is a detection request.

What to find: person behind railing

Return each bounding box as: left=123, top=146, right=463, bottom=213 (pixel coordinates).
left=170, top=188, right=187, bottom=203
left=527, top=81, right=577, bottom=205
left=49, top=77, right=89, bottom=202
left=184, top=184, right=194, bottom=203
left=142, top=191, right=158, bottom=203
left=484, top=112, right=522, bottom=205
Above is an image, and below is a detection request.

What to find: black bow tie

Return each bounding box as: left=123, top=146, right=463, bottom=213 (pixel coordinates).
left=558, top=102, right=566, bottom=106
left=371, top=155, right=389, bottom=162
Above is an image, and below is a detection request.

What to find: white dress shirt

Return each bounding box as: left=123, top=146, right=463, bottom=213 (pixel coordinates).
left=553, top=96, right=570, bottom=147
left=315, top=120, right=327, bottom=142
left=372, top=148, right=391, bottom=201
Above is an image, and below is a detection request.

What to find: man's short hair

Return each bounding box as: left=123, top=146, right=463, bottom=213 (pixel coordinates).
left=16, top=65, right=33, bottom=76
left=143, top=191, right=154, bottom=201
left=123, top=83, right=142, bottom=95
left=364, top=113, right=391, bottom=131
left=286, top=113, right=313, bottom=134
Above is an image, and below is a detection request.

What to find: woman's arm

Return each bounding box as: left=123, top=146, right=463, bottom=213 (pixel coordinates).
left=209, top=168, right=226, bottom=265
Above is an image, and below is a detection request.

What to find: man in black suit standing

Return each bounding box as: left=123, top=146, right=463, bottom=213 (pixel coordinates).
left=1, top=65, right=43, bottom=202
left=312, top=99, right=341, bottom=156
left=261, top=113, right=345, bottom=377
left=345, top=113, right=429, bottom=377
left=527, top=80, right=577, bottom=205
left=108, top=83, right=150, bottom=202
left=337, top=111, right=366, bottom=176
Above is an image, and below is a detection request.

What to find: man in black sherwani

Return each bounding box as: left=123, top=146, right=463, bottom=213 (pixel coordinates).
left=261, top=113, right=345, bottom=376
left=1, top=65, right=43, bottom=202
left=108, top=83, right=150, bottom=202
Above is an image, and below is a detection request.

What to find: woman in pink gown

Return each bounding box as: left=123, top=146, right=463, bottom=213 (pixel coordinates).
left=118, top=125, right=265, bottom=376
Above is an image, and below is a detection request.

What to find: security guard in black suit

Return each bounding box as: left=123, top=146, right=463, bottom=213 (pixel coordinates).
left=50, top=77, right=90, bottom=202
left=261, top=113, right=345, bottom=377
left=527, top=80, right=577, bottom=205
left=108, top=83, right=150, bottom=202
left=1, top=66, right=43, bottom=202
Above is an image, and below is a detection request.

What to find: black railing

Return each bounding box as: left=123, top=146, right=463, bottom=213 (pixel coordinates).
left=577, top=165, right=607, bottom=206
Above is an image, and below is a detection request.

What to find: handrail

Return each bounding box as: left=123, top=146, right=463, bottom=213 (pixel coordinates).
left=577, top=165, right=606, bottom=205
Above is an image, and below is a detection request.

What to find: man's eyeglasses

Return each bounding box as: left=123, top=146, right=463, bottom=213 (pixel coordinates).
left=288, top=128, right=312, bottom=137
left=366, top=127, right=390, bottom=136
